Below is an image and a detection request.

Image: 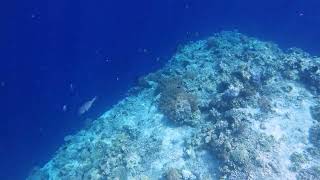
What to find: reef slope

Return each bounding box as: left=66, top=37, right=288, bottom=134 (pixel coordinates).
left=28, top=31, right=320, bottom=180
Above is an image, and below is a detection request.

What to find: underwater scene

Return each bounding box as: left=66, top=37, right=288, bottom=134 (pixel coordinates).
left=1, top=0, right=320, bottom=180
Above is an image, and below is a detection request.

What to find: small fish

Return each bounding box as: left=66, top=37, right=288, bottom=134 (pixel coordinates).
left=78, top=96, right=97, bottom=115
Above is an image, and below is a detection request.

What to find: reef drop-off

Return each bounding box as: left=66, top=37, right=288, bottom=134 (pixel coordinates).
left=28, top=31, right=320, bottom=180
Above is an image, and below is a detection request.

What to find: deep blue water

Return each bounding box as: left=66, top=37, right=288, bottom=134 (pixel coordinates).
left=1, top=0, right=320, bottom=179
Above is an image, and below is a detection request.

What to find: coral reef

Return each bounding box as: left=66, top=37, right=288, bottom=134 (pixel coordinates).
left=310, top=105, right=320, bottom=122
left=28, top=31, right=320, bottom=180
left=309, top=123, right=320, bottom=148
left=165, top=168, right=182, bottom=180
left=297, top=166, right=320, bottom=180
left=157, top=76, right=200, bottom=125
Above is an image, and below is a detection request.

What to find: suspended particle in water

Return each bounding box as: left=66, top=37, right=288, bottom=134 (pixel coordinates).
left=69, top=83, right=74, bottom=92
left=298, top=11, right=304, bottom=16
left=62, top=105, right=67, bottom=112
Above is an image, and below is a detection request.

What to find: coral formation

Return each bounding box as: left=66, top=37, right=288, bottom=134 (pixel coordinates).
left=297, top=166, right=320, bottom=180
left=309, top=123, right=320, bottom=148
left=165, top=168, right=182, bottom=180
left=157, top=76, right=200, bottom=125
left=28, top=31, right=320, bottom=180
left=310, top=105, right=320, bottom=122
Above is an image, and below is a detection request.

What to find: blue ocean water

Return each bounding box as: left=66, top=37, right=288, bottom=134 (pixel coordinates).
left=1, top=0, right=320, bottom=179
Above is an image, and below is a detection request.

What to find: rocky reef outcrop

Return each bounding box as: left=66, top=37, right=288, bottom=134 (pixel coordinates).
left=28, top=31, right=320, bottom=180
